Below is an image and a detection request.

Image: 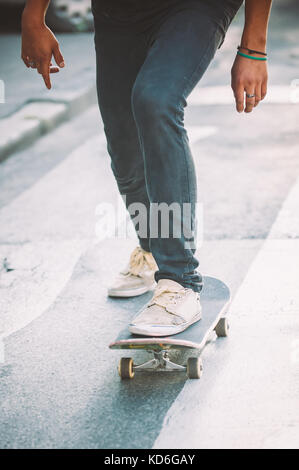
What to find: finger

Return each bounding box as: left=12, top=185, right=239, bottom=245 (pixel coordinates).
left=29, top=58, right=38, bottom=69
left=26, top=56, right=37, bottom=68
left=254, top=83, right=262, bottom=107
left=53, top=43, right=65, bottom=68
left=40, top=61, right=52, bottom=89
left=245, top=87, right=255, bottom=113
left=49, top=60, right=59, bottom=73
left=261, top=82, right=267, bottom=100
left=233, top=84, right=245, bottom=113
left=22, top=54, right=30, bottom=68
left=50, top=65, right=60, bottom=74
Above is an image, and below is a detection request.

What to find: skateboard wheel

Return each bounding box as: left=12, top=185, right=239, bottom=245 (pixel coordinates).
left=118, top=357, right=135, bottom=379
left=215, top=317, right=229, bottom=337
left=186, top=357, right=203, bottom=379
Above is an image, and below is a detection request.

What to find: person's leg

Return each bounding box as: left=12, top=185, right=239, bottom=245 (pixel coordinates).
left=93, top=22, right=151, bottom=253
left=93, top=17, right=162, bottom=297
left=131, top=3, right=227, bottom=293
left=129, top=2, right=241, bottom=336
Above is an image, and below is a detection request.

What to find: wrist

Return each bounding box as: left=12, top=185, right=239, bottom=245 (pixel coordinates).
left=22, top=5, right=46, bottom=28
left=240, top=30, right=267, bottom=53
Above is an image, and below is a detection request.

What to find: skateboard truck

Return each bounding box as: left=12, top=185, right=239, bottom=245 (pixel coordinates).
left=118, top=351, right=205, bottom=380
left=116, top=315, right=229, bottom=380
left=133, top=351, right=186, bottom=373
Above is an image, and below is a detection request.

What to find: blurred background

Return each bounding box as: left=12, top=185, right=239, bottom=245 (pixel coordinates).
left=0, top=0, right=94, bottom=32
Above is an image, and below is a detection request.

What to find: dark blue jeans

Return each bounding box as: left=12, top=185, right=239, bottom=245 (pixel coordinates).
left=92, top=0, right=242, bottom=292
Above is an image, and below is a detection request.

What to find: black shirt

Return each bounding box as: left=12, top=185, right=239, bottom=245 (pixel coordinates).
left=92, top=0, right=243, bottom=22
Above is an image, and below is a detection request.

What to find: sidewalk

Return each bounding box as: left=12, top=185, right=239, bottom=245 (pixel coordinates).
left=0, top=32, right=97, bottom=161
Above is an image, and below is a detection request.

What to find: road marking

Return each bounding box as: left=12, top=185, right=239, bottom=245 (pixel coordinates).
left=154, top=175, right=299, bottom=449
left=0, top=134, right=114, bottom=342
left=190, top=85, right=295, bottom=106
left=188, top=126, right=218, bottom=144
left=269, top=178, right=299, bottom=239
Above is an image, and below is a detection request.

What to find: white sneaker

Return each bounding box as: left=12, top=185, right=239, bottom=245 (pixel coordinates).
left=129, top=279, right=201, bottom=336
left=107, top=246, right=157, bottom=297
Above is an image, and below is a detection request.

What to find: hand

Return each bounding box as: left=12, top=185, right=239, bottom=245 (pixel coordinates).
left=21, top=13, right=65, bottom=90
left=231, top=54, right=268, bottom=113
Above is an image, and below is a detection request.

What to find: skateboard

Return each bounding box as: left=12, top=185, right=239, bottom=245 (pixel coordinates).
left=109, top=276, right=230, bottom=380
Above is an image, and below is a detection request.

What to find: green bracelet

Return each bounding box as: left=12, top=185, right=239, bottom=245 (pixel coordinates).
left=237, top=51, right=267, bottom=61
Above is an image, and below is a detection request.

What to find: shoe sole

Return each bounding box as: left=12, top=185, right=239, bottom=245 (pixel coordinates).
left=129, top=310, right=202, bottom=337
left=108, top=283, right=156, bottom=298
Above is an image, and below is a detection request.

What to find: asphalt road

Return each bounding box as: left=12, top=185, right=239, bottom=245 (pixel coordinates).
left=0, top=1, right=299, bottom=449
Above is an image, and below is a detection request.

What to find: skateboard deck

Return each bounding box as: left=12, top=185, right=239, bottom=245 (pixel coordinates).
left=110, top=276, right=230, bottom=379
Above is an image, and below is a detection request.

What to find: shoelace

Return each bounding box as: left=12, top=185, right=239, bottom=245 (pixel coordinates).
left=149, top=286, right=186, bottom=309
left=127, top=247, right=157, bottom=276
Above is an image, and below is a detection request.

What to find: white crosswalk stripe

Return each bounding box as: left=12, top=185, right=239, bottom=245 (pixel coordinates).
left=0, top=135, right=115, bottom=341
left=154, top=175, right=299, bottom=449
left=188, top=125, right=218, bottom=144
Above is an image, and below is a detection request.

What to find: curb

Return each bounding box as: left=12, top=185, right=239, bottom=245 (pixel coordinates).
left=0, top=84, right=97, bottom=163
